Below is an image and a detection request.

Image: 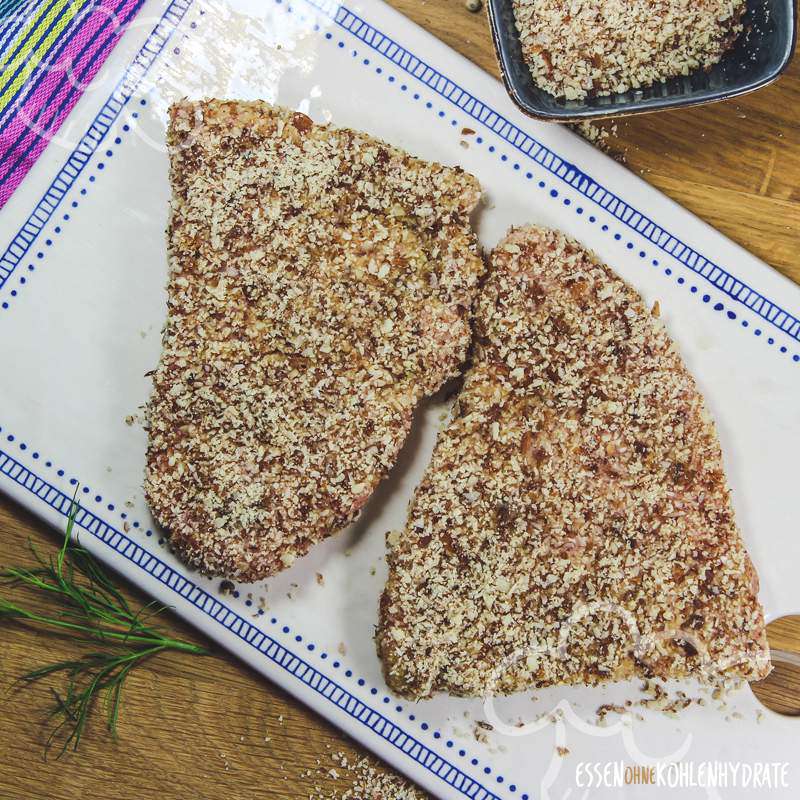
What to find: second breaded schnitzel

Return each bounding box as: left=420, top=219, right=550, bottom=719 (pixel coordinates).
left=378, top=225, right=770, bottom=698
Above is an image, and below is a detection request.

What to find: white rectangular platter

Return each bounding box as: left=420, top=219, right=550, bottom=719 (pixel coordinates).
left=1, top=0, right=799, bottom=797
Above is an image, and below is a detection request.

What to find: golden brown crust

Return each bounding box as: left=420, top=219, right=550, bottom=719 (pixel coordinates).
left=512, top=0, right=746, bottom=99
left=144, top=100, right=484, bottom=581
left=378, top=225, right=770, bottom=699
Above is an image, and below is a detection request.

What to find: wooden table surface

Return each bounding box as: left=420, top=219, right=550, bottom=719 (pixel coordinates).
left=1, top=2, right=799, bottom=798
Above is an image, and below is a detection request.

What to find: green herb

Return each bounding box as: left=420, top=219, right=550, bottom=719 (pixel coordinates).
left=0, top=494, right=207, bottom=757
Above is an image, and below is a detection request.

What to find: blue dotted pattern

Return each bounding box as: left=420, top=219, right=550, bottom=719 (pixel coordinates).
left=313, top=5, right=800, bottom=366
left=0, top=0, right=194, bottom=292
left=0, top=420, right=515, bottom=799
left=0, top=111, right=145, bottom=311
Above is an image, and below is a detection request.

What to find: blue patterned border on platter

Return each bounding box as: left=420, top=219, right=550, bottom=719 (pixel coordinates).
left=0, top=0, right=193, bottom=285
left=3, top=0, right=797, bottom=348
left=0, top=442, right=507, bottom=800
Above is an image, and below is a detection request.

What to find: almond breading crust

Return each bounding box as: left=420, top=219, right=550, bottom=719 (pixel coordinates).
left=145, top=100, right=484, bottom=581
left=378, top=225, right=770, bottom=699
left=512, top=0, right=745, bottom=100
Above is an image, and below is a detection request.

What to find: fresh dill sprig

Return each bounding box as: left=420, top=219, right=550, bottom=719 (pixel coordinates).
left=0, top=494, right=207, bottom=758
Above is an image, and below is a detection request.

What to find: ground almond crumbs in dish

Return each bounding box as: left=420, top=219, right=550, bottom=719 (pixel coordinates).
left=377, top=225, right=770, bottom=699
left=512, top=0, right=745, bottom=99
left=145, top=100, right=484, bottom=581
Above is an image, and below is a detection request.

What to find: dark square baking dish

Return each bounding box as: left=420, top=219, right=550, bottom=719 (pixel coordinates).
left=487, top=0, right=797, bottom=121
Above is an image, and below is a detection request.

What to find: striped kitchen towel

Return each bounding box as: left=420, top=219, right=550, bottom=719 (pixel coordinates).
left=0, top=0, right=147, bottom=208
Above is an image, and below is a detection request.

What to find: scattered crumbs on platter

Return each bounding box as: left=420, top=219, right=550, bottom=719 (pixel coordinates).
left=592, top=677, right=748, bottom=725
left=473, top=721, right=491, bottom=745
left=595, top=703, right=628, bottom=724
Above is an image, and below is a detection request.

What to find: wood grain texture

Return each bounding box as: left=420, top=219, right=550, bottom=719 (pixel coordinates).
left=1, top=2, right=799, bottom=797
